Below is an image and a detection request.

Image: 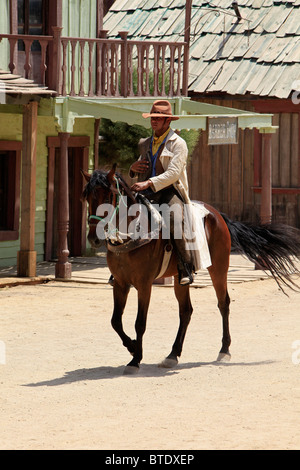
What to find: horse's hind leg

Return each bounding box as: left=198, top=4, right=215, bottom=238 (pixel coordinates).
left=209, top=265, right=231, bottom=362
left=111, top=281, right=136, bottom=356
left=160, top=276, right=193, bottom=368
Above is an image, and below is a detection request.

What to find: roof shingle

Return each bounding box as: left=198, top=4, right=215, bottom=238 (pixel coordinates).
left=0, top=69, right=56, bottom=96
left=104, top=0, right=300, bottom=98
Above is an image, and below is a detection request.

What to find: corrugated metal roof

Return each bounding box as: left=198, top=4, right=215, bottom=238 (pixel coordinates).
left=104, top=0, right=300, bottom=98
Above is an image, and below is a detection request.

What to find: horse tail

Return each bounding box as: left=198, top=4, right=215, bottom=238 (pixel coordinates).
left=221, top=213, right=300, bottom=292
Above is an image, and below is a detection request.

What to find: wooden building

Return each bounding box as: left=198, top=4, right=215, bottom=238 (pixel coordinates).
left=104, top=0, right=300, bottom=227
left=0, top=0, right=276, bottom=278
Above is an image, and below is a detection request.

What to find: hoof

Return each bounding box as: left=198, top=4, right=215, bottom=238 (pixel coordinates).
left=158, top=357, right=178, bottom=368
left=217, top=352, right=231, bottom=363
left=123, top=365, right=139, bottom=375
left=127, top=340, right=137, bottom=357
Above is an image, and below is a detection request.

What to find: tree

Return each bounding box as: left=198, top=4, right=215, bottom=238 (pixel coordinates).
left=98, top=119, right=200, bottom=171
left=98, top=119, right=151, bottom=171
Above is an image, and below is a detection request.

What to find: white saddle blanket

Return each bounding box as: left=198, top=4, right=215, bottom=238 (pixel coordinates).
left=185, top=202, right=212, bottom=271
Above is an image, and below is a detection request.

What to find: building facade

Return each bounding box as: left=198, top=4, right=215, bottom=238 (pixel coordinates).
left=0, top=0, right=276, bottom=277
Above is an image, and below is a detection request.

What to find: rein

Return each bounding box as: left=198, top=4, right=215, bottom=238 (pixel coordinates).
left=85, top=169, right=173, bottom=278
left=87, top=172, right=163, bottom=251
left=88, top=175, right=142, bottom=243
left=88, top=175, right=129, bottom=224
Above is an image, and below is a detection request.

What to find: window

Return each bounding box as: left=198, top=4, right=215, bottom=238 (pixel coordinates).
left=0, top=153, right=10, bottom=230
left=17, top=0, right=48, bottom=51
left=0, top=143, right=21, bottom=241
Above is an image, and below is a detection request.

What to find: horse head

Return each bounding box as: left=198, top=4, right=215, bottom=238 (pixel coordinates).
left=82, top=164, right=162, bottom=251
left=81, top=164, right=118, bottom=248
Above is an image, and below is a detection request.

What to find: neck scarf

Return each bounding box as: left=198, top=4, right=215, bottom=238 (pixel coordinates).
left=150, top=128, right=170, bottom=177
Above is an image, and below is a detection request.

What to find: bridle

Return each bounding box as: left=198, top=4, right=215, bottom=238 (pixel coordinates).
left=86, top=170, right=163, bottom=250
left=88, top=175, right=136, bottom=228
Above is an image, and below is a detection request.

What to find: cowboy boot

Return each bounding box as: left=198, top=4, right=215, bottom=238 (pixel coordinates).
left=178, top=262, right=194, bottom=286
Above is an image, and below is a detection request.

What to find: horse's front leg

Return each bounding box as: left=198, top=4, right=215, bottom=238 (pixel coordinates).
left=160, top=276, right=193, bottom=368
left=124, top=284, right=152, bottom=374
left=111, top=281, right=136, bottom=356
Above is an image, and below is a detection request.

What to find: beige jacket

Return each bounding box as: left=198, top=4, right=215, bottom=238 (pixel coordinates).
left=130, top=129, right=190, bottom=203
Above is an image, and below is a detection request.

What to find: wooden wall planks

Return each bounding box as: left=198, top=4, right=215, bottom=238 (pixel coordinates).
left=187, top=98, right=300, bottom=227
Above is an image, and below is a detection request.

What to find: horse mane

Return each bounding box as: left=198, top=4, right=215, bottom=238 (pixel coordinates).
left=82, top=169, right=130, bottom=200
left=82, top=169, right=158, bottom=223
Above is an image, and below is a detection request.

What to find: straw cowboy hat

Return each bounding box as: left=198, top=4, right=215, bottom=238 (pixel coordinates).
left=142, top=100, right=179, bottom=121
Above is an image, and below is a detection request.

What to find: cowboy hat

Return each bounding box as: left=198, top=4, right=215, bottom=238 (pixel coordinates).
left=142, top=100, right=179, bottom=121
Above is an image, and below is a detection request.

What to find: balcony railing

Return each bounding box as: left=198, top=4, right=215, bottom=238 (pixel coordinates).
left=0, top=33, right=53, bottom=86
left=0, top=29, right=189, bottom=98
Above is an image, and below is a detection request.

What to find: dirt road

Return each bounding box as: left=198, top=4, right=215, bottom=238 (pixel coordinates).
left=1, top=276, right=299, bottom=449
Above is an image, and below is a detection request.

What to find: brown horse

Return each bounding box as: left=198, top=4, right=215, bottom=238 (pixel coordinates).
left=82, top=165, right=300, bottom=374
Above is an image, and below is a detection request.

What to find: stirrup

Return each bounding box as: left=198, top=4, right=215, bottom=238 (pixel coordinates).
left=178, top=264, right=194, bottom=286
left=179, top=275, right=194, bottom=286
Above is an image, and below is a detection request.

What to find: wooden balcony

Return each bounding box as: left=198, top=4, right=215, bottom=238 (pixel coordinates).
left=0, top=29, right=189, bottom=99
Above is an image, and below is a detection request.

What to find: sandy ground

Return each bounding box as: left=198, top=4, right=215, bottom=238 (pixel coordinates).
left=1, top=273, right=300, bottom=450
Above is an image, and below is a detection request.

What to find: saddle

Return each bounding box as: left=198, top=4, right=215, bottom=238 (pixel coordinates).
left=106, top=192, right=174, bottom=279
left=106, top=192, right=165, bottom=252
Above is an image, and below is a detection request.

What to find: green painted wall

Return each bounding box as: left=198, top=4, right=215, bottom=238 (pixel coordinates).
left=62, top=0, right=97, bottom=38
left=0, top=112, right=22, bottom=268
left=0, top=1, right=98, bottom=94
left=61, top=0, right=98, bottom=94
left=0, top=0, right=10, bottom=72
left=0, top=111, right=57, bottom=267
left=0, top=106, right=96, bottom=268
left=0, top=1, right=98, bottom=267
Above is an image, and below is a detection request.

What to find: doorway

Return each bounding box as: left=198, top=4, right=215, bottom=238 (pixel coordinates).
left=17, top=0, right=49, bottom=83
left=46, top=136, right=90, bottom=261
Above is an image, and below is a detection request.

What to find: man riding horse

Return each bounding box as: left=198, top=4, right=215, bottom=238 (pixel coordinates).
left=82, top=107, right=300, bottom=370
left=130, top=100, right=194, bottom=286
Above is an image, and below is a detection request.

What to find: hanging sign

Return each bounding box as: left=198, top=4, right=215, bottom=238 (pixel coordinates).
left=207, top=117, right=238, bottom=145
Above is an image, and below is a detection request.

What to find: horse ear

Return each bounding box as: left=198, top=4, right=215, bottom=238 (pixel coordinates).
left=81, top=169, right=91, bottom=182
left=107, top=163, right=117, bottom=183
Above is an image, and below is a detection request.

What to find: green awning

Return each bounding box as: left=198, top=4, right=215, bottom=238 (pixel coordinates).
left=53, top=96, right=277, bottom=134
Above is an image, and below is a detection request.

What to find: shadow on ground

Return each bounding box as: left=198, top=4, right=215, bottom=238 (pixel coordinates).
left=24, top=359, right=275, bottom=387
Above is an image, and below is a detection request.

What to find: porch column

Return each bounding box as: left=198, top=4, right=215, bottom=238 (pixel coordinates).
left=55, top=132, right=72, bottom=279
left=17, top=101, right=38, bottom=277
left=255, top=130, right=275, bottom=271
left=260, top=131, right=273, bottom=224
left=94, top=118, right=100, bottom=169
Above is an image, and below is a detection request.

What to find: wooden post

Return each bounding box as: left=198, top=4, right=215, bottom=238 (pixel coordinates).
left=97, top=0, right=104, bottom=35
left=182, top=0, right=192, bottom=96
left=119, top=31, right=128, bottom=98
left=255, top=130, right=274, bottom=271
left=94, top=118, right=100, bottom=169
left=260, top=132, right=272, bottom=224
left=55, top=132, right=72, bottom=279
left=9, top=0, right=18, bottom=73
left=99, top=30, right=109, bottom=95
left=17, top=101, right=38, bottom=277
left=51, top=26, right=63, bottom=94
